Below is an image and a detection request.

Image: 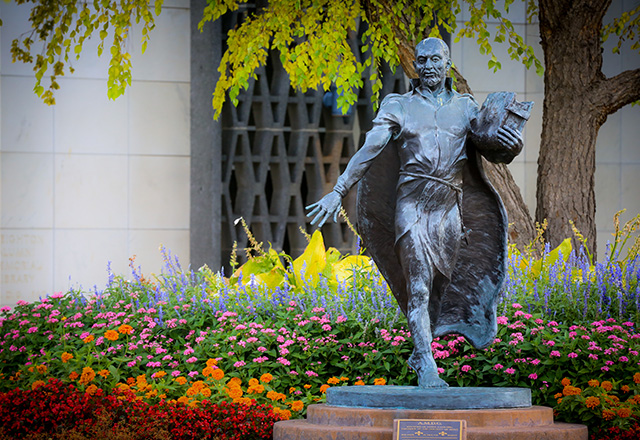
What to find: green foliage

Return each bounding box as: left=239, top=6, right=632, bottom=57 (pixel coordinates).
left=203, top=0, right=546, bottom=117
left=6, top=0, right=161, bottom=105
left=603, top=4, right=640, bottom=54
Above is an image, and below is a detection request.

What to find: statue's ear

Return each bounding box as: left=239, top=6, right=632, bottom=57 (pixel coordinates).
left=446, top=58, right=452, bottom=72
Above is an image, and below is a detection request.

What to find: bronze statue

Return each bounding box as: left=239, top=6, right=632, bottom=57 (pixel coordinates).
left=307, top=38, right=531, bottom=388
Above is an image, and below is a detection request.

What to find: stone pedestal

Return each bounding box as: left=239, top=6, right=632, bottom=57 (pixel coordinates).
left=273, top=387, right=588, bottom=440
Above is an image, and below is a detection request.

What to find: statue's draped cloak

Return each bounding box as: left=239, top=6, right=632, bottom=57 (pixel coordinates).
left=352, top=85, right=515, bottom=350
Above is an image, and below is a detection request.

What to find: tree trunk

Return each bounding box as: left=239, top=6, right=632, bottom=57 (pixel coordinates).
left=395, top=40, right=536, bottom=250
left=537, top=0, right=640, bottom=256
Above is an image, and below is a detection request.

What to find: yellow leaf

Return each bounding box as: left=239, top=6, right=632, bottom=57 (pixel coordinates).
left=292, top=230, right=326, bottom=288
left=331, top=255, right=373, bottom=284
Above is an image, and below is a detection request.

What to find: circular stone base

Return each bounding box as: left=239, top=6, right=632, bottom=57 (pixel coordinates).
left=326, top=386, right=531, bottom=410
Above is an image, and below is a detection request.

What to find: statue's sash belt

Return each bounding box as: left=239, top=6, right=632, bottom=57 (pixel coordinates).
left=399, top=171, right=469, bottom=243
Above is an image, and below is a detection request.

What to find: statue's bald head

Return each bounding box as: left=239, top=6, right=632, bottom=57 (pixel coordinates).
left=415, top=38, right=450, bottom=61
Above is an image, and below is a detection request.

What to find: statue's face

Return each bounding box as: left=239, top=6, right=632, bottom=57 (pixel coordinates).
left=414, top=40, right=451, bottom=90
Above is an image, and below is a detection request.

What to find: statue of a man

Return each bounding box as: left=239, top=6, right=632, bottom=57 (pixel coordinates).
left=307, top=37, right=528, bottom=388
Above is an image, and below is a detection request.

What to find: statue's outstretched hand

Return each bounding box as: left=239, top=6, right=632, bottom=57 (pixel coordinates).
left=497, top=126, right=524, bottom=155
left=305, top=191, right=342, bottom=227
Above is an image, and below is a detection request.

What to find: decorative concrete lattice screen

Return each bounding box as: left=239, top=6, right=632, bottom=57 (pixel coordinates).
left=219, top=6, right=407, bottom=268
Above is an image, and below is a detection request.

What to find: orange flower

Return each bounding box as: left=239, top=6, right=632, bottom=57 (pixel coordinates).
left=327, top=377, right=340, bottom=385
left=200, top=387, right=212, bottom=398
left=203, top=367, right=215, bottom=377
left=554, top=393, right=563, bottom=399
left=186, top=387, right=199, bottom=396
left=634, top=372, right=640, bottom=384
left=28, top=367, right=34, bottom=373
left=354, top=380, right=365, bottom=386
left=290, top=400, right=304, bottom=412
left=587, top=379, right=600, bottom=387
left=340, top=377, right=349, bottom=382
left=36, top=364, right=47, bottom=374
left=85, top=384, right=98, bottom=396
left=177, top=396, right=190, bottom=405
left=83, top=335, right=95, bottom=343
left=617, top=408, right=632, bottom=418
left=228, top=377, right=242, bottom=387
left=79, top=367, right=96, bottom=385
left=206, top=358, right=218, bottom=368
left=191, top=381, right=205, bottom=391
left=374, top=378, right=387, bottom=386
left=211, top=369, right=224, bottom=381
left=303, top=384, right=312, bottom=389
left=175, top=377, right=187, bottom=385
left=560, top=378, right=571, bottom=387
left=235, top=397, right=253, bottom=406
left=69, top=371, right=79, bottom=380
left=289, top=387, right=296, bottom=394
left=127, top=377, right=136, bottom=385
left=247, top=385, right=261, bottom=394
left=260, top=373, right=273, bottom=383
left=118, top=324, right=133, bottom=334
left=228, top=387, right=243, bottom=399
left=320, top=384, right=330, bottom=393
left=602, top=409, right=615, bottom=421
left=621, top=385, right=630, bottom=393
left=273, top=407, right=291, bottom=420
left=104, top=330, right=119, bottom=341
left=31, top=380, right=45, bottom=390
left=601, top=381, right=613, bottom=391
left=585, top=397, right=600, bottom=409
left=152, top=371, right=167, bottom=379
left=249, top=378, right=260, bottom=387
left=61, top=352, right=73, bottom=363
left=562, top=386, right=581, bottom=396
left=97, top=369, right=110, bottom=378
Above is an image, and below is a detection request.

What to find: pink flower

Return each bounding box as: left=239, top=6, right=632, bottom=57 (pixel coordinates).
left=528, top=373, right=538, bottom=380
left=567, top=352, right=578, bottom=359
left=619, top=356, right=629, bottom=362
left=322, top=324, right=332, bottom=331
left=512, top=303, right=522, bottom=309
left=277, top=357, right=291, bottom=366
left=493, top=364, right=504, bottom=370
left=252, top=356, right=268, bottom=363
left=188, top=371, right=199, bottom=378
left=461, top=365, right=471, bottom=372
left=505, top=368, right=516, bottom=374
left=437, top=368, right=444, bottom=374
left=497, top=316, right=508, bottom=325
left=601, top=366, right=610, bottom=372
left=550, top=351, right=561, bottom=357
left=337, top=315, right=347, bottom=323
left=305, top=370, right=319, bottom=377
left=246, top=337, right=258, bottom=343
left=588, top=354, right=599, bottom=360
left=185, top=356, right=197, bottom=363
left=257, top=346, right=267, bottom=352
left=233, top=360, right=246, bottom=368
left=171, top=370, right=181, bottom=377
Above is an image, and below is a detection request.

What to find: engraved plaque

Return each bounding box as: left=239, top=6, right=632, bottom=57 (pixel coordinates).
left=393, top=419, right=466, bottom=440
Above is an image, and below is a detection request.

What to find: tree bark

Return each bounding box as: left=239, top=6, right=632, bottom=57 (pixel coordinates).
left=392, top=32, right=536, bottom=250
left=537, top=0, right=640, bottom=256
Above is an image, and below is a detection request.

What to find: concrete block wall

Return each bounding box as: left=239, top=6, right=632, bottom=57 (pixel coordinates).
left=0, top=0, right=191, bottom=306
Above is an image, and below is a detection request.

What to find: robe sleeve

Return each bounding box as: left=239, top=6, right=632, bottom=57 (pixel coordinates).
left=333, top=95, right=404, bottom=197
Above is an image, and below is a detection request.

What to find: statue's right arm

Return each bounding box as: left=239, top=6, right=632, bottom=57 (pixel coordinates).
left=306, top=96, right=403, bottom=227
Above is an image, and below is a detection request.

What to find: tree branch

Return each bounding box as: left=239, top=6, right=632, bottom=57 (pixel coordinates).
left=593, top=68, right=640, bottom=117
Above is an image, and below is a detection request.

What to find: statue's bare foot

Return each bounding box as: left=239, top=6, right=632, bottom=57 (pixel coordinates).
left=417, top=372, right=449, bottom=388
left=408, top=354, right=449, bottom=388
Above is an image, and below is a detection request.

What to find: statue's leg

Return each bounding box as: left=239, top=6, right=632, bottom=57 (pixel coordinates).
left=397, top=231, right=448, bottom=388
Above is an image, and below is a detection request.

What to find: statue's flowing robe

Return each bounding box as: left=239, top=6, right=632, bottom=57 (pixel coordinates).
left=335, top=81, right=520, bottom=349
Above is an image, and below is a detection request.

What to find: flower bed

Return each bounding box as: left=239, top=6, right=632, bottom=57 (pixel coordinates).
left=1, top=215, right=639, bottom=438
